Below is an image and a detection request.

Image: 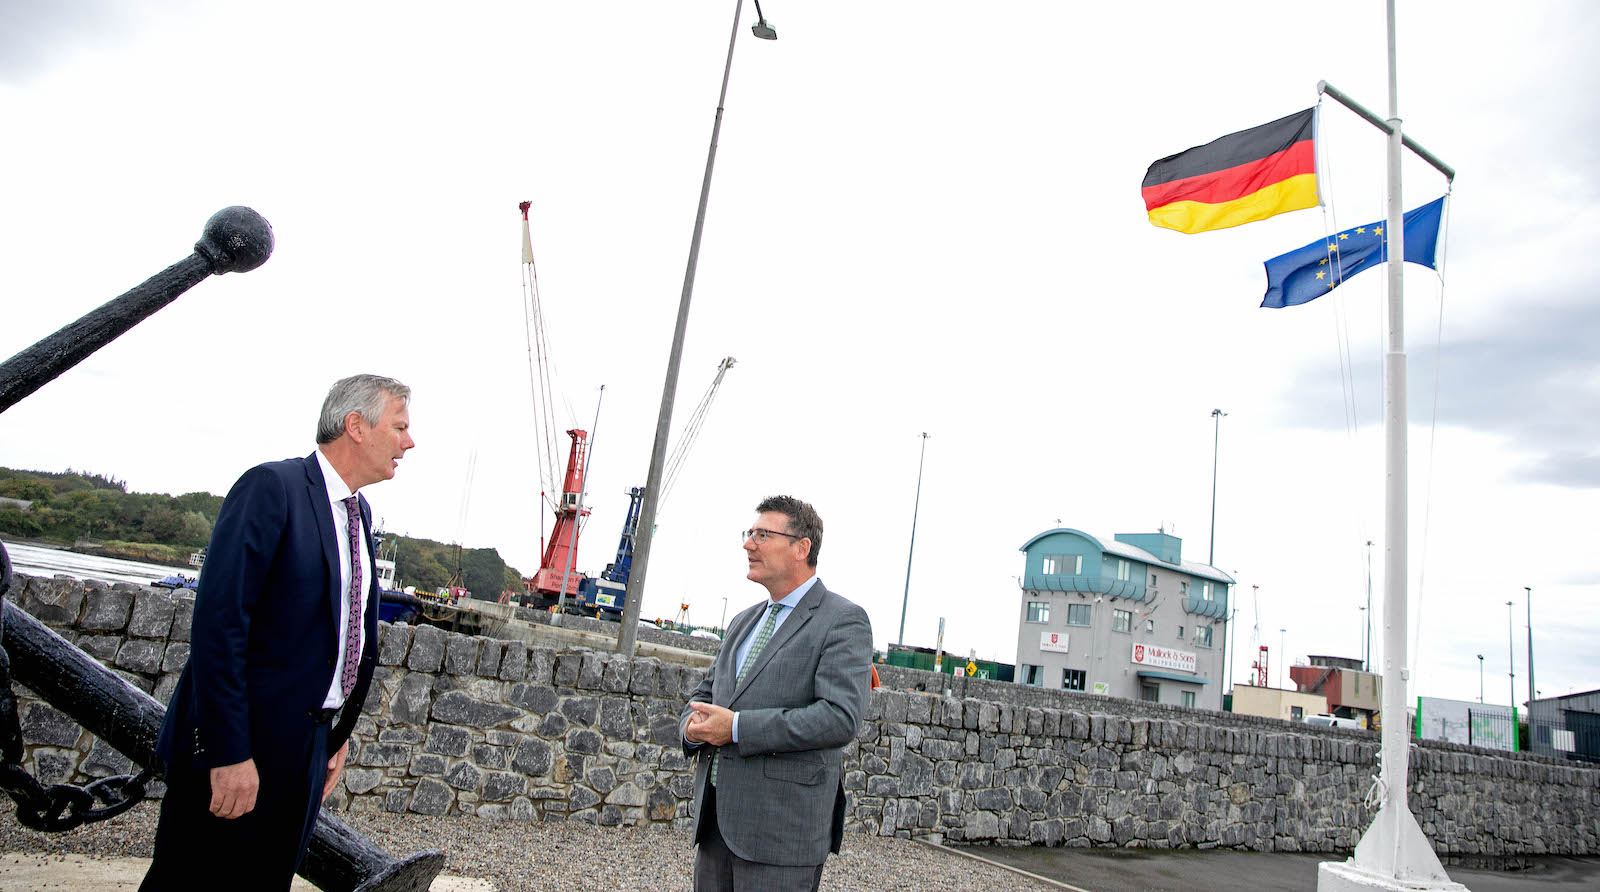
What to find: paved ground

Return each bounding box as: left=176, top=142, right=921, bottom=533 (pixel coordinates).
left=953, top=845, right=1600, bottom=892
left=0, top=852, right=493, bottom=891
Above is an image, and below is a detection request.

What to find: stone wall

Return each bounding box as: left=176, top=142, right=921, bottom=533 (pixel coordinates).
left=7, top=573, right=1599, bottom=856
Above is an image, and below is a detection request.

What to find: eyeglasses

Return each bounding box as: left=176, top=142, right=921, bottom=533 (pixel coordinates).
left=741, top=528, right=802, bottom=545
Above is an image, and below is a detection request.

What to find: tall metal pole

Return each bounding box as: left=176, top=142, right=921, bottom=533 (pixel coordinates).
left=619, top=0, right=760, bottom=655
left=1525, top=586, right=1534, bottom=709
left=1208, top=409, right=1226, bottom=565
left=1477, top=654, right=1483, bottom=704
left=1278, top=628, right=1286, bottom=689
left=1507, top=600, right=1515, bottom=709
left=1365, top=539, right=1374, bottom=671
left=897, top=432, right=930, bottom=646
left=556, top=386, right=604, bottom=615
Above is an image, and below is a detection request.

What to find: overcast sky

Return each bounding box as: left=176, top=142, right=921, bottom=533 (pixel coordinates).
left=2, top=1, right=1595, bottom=709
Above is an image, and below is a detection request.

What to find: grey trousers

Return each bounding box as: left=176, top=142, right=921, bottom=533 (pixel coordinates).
left=693, top=783, right=825, bottom=892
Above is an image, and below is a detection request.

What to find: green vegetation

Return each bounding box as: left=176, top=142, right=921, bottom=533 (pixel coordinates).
left=0, top=466, right=525, bottom=593
left=389, top=535, right=524, bottom=602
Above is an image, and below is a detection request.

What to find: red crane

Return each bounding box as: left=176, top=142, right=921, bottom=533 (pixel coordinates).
left=528, top=428, right=591, bottom=600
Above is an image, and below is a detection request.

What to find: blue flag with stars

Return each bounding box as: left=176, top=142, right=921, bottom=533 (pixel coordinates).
left=1261, top=195, right=1445, bottom=308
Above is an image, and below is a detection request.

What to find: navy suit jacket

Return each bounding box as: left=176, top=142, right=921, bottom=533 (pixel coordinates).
left=155, top=453, right=379, bottom=775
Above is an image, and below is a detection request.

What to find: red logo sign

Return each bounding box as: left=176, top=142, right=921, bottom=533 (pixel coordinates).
left=1134, top=644, right=1145, bottom=661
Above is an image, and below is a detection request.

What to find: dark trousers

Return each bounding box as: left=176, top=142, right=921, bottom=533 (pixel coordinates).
left=141, top=721, right=330, bottom=892
left=693, top=782, right=826, bottom=892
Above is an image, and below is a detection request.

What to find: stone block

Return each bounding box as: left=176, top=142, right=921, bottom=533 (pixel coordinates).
left=524, top=647, right=555, bottom=685
left=628, top=658, right=658, bottom=696
left=380, top=727, right=424, bottom=745
left=537, top=713, right=569, bottom=739
left=343, top=767, right=383, bottom=794
left=475, top=637, right=504, bottom=677
left=601, top=654, right=631, bottom=693
left=512, top=738, right=553, bottom=776
left=432, top=691, right=520, bottom=728
left=21, top=702, right=82, bottom=747
left=425, top=725, right=472, bottom=757
left=482, top=772, right=527, bottom=802
left=161, top=642, right=190, bottom=673
left=81, top=587, right=133, bottom=631
left=410, top=753, right=447, bottom=776
left=471, top=744, right=508, bottom=769
left=77, top=634, right=122, bottom=663
left=128, top=588, right=177, bottom=638
left=444, top=633, right=481, bottom=675
left=23, top=575, right=85, bottom=625
left=391, top=673, right=433, bottom=725
left=561, top=696, right=599, bottom=726
left=407, top=624, right=446, bottom=673
left=115, top=639, right=164, bottom=674
left=378, top=624, right=412, bottom=666
left=566, top=729, right=603, bottom=755
left=409, top=777, right=453, bottom=815
left=508, top=683, right=558, bottom=715
left=445, top=761, right=481, bottom=791
left=82, top=737, right=134, bottom=778
left=598, top=697, right=634, bottom=738
left=499, top=644, right=528, bottom=681
left=553, top=652, right=582, bottom=687
left=170, top=595, right=195, bottom=641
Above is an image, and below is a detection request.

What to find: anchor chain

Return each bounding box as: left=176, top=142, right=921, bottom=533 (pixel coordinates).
left=0, top=542, right=157, bottom=831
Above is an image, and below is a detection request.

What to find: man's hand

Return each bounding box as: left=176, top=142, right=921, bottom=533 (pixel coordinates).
left=323, top=741, right=350, bottom=801
left=685, top=702, right=735, bottom=746
left=209, top=758, right=259, bottom=819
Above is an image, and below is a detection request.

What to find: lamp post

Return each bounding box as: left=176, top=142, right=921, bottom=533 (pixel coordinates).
left=1506, top=600, right=1515, bottom=709
left=618, top=0, right=777, bottom=656
left=1208, top=409, right=1226, bottom=566
left=898, top=432, right=930, bottom=645
left=1526, top=586, right=1535, bottom=709
left=1477, top=654, right=1483, bottom=704
left=720, top=596, right=728, bottom=632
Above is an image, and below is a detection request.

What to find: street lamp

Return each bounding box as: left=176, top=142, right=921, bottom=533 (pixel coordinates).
left=720, top=596, right=728, bottom=631
left=1278, top=627, right=1286, bottom=689
left=1506, top=600, right=1515, bottom=710
left=618, top=0, right=777, bottom=655
left=898, top=432, right=930, bottom=646
left=1477, top=654, right=1483, bottom=703
left=1526, top=586, right=1535, bottom=709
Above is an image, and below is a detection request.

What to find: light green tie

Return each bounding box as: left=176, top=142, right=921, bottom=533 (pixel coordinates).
left=712, top=602, right=784, bottom=785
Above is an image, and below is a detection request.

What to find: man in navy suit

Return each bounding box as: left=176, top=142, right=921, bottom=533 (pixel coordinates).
left=142, top=374, right=414, bottom=891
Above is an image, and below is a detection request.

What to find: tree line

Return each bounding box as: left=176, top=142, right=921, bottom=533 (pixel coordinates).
left=0, top=466, right=525, bottom=599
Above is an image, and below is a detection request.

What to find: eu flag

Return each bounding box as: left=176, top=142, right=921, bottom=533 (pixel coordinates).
left=1261, top=196, right=1445, bottom=308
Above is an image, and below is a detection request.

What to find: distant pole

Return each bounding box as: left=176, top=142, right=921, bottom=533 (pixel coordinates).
left=1278, top=628, right=1286, bottom=689
left=1506, top=600, right=1515, bottom=709
left=720, top=596, right=728, bottom=631
left=1223, top=606, right=1237, bottom=704
left=1364, top=539, right=1373, bottom=671
left=1477, top=654, right=1483, bottom=704
left=897, top=433, right=930, bottom=646
left=1208, top=409, right=1226, bottom=565
left=1525, top=586, right=1535, bottom=709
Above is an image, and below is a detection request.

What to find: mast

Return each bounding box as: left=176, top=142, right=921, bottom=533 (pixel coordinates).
left=1317, top=3, right=1462, bottom=890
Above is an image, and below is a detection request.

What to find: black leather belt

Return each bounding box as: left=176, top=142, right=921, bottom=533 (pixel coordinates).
left=309, top=707, right=338, bottom=724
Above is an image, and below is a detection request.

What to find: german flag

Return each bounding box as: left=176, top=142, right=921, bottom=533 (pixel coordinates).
left=1142, top=108, right=1318, bottom=234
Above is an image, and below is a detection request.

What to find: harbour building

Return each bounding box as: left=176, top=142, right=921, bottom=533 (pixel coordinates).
left=1014, top=528, right=1231, bottom=710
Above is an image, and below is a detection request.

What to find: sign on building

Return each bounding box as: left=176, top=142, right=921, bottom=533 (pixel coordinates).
left=1416, top=696, right=1516, bottom=752
left=1129, top=643, right=1197, bottom=673
left=1040, top=631, right=1068, bottom=654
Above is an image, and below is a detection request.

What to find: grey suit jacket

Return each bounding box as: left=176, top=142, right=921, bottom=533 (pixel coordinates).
left=680, top=579, right=873, bottom=867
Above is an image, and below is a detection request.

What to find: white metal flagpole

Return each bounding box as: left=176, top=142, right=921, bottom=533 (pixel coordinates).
left=1318, top=3, right=1464, bottom=891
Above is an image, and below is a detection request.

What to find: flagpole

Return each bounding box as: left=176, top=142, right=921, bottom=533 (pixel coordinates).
left=1318, top=4, right=1463, bottom=892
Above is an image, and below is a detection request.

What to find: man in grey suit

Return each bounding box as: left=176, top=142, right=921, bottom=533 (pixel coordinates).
left=681, top=495, right=873, bottom=892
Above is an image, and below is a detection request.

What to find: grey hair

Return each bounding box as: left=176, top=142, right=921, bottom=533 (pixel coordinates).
left=755, top=495, right=823, bottom=567
left=316, top=375, right=411, bottom=444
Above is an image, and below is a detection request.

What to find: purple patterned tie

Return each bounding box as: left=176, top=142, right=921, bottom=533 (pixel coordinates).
left=340, top=495, right=364, bottom=699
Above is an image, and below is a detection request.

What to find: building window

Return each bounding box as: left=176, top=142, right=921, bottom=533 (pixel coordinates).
left=1199, top=626, right=1213, bottom=648
left=1140, top=684, right=1159, bottom=702
left=1176, top=625, right=1184, bottom=640
left=1116, top=559, right=1130, bottom=581
left=1291, top=706, right=1304, bottom=721
left=1182, top=691, right=1196, bottom=708
left=1066, top=603, right=1092, bottom=626
left=1202, top=582, right=1214, bottom=601
left=1112, top=609, right=1132, bottom=633
left=1027, top=601, right=1049, bottom=623
left=1180, top=581, right=1189, bottom=595
left=1043, top=554, right=1082, bottom=575
left=1062, top=669, right=1086, bottom=691
left=1150, top=573, right=1158, bottom=586
left=1146, top=618, right=1155, bottom=633
left=1019, top=664, right=1043, bottom=685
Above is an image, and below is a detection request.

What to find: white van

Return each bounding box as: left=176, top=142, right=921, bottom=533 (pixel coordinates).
left=1305, top=714, right=1362, bottom=730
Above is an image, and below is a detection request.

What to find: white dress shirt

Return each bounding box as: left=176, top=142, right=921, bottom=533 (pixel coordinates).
left=315, top=448, right=371, bottom=710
